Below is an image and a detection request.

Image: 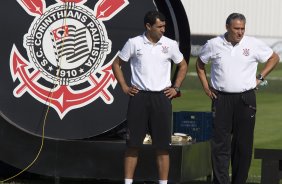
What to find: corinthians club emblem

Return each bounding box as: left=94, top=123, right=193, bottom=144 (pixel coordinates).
left=10, top=0, right=129, bottom=119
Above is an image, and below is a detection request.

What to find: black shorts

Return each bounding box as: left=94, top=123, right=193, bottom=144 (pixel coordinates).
left=126, top=91, right=172, bottom=150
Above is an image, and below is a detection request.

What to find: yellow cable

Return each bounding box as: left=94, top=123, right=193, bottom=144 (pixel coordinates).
left=0, top=2, right=68, bottom=183
left=0, top=91, right=50, bottom=183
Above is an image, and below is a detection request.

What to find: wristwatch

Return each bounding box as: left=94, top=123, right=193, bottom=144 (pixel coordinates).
left=256, top=74, right=264, bottom=81
left=173, top=87, right=180, bottom=93
left=172, top=87, right=181, bottom=97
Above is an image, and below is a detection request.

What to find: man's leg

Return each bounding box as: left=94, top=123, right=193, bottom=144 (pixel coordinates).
left=124, top=147, right=139, bottom=183
left=231, top=91, right=256, bottom=184
left=211, top=94, right=233, bottom=184
left=125, top=92, right=148, bottom=183
left=149, top=93, right=171, bottom=184
left=156, top=150, right=170, bottom=180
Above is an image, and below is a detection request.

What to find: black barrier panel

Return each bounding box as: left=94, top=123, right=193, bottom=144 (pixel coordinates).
left=0, top=116, right=211, bottom=181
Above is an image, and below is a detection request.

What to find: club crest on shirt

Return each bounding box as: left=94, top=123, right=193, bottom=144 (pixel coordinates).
left=162, top=45, right=169, bottom=54
left=243, top=48, right=250, bottom=56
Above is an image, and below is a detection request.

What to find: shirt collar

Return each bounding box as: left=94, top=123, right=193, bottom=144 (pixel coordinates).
left=222, top=33, right=232, bottom=46
left=222, top=33, right=244, bottom=46
left=142, top=32, right=163, bottom=45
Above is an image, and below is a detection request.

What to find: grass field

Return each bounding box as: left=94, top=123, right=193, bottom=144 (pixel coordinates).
left=172, top=57, right=282, bottom=182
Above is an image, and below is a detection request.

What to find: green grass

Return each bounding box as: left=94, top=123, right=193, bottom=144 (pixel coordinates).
left=172, top=57, right=282, bottom=180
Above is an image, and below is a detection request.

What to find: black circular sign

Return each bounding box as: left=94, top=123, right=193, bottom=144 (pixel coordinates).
left=0, top=0, right=190, bottom=140
left=0, top=0, right=191, bottom=177
left=0, top=0, right=155, bottom=140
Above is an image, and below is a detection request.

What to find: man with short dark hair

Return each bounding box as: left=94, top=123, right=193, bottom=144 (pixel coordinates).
left=112, top=10, right=187, bottom=184
left=196, top=13, right=279, bottom=184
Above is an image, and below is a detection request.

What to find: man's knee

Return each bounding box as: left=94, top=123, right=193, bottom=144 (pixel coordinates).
left=156, top=149, right=169, bottom=157
left=125, top=147, right=140, bottom=157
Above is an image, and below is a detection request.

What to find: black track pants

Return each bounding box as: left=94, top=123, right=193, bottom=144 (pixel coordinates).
left=211, top=90, right=256, bottom=184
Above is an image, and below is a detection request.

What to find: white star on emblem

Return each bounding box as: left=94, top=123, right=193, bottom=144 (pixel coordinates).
left=79, top=68, right=84, bottom=73
left=48, top=66, right=53, bottom=71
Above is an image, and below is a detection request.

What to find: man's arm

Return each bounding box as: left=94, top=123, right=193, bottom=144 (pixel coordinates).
left=112, top=56, right=139, bottom=96
left=173, top=59, right=188, bottom=88
left=164, top=59, right=188, bottom=99
left=196, top=57, right=217, bottom=99
left=256, top=52, right=280, bottom=85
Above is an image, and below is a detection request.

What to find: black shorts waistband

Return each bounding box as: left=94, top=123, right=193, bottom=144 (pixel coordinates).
left=216, top=88, right=255, bottom=95
left=138, top=90, right=164, bottom=94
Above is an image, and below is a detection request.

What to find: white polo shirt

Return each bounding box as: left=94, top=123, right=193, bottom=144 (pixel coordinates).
left=119, top=33, right=183, bottom=91
left=200, top=35, right=273, bottom=93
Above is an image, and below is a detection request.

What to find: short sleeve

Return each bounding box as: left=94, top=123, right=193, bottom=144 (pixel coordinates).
left=171, top=40, right=184, bottom=64
left=254, top=39, right=273, bottom=63
left=199, top=41, right=212, bottom=64
left=118, top=39, right=132, bottom=62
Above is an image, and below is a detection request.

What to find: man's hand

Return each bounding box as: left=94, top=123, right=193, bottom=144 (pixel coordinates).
left=164, top=87, right=179, bottom=99
left=204, top=86, right=217, bottom=100
left=123, top=85, right=139, bottom=96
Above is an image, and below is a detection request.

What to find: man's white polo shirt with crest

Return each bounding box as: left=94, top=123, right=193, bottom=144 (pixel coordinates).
left=200, top=35, right=273, bottom=93
left=119, top=33, right=183, bottom=91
